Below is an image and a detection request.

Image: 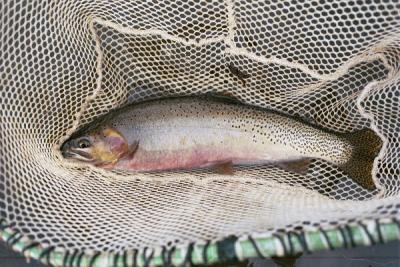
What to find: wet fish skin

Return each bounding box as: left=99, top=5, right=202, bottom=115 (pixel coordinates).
left=114, top=98, right=352, bottom=168
left=62, top=97, right=381, bottom=190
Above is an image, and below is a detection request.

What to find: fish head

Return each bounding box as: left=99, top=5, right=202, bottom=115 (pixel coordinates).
left=61, top=126, right=130, bottom=166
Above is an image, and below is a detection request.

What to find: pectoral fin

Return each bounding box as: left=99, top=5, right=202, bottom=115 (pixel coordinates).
left=277, top=159, right=312, bottom=175
left=213, top=161, right=234, bottom=175
left=128, top=141, right=139, bottom=159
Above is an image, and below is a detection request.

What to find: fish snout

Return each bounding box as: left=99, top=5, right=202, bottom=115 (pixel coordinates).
left=61, top=140, right=94, bottom=161
left=61, top=140, right=74, bottom=158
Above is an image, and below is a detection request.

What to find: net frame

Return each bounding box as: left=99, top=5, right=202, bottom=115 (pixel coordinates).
left=1, top=217, right=400, bottom=267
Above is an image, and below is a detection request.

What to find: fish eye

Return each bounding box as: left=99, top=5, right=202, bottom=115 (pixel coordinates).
left=77, top=138, right=91, bottom=149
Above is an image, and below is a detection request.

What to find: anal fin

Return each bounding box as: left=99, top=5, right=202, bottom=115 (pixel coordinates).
left=277, top=159, right=312, bottom=175
left=213, top=161, right=234, bottom=175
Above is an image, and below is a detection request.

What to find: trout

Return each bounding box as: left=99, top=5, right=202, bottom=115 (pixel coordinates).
left=61, top=97, right=382, bottom=190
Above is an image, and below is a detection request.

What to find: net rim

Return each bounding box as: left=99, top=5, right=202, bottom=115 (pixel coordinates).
left=1, top=216, right=399, bottom=267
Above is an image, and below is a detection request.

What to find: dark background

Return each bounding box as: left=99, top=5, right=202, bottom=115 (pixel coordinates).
left=1, top=240, right=399, bottom=267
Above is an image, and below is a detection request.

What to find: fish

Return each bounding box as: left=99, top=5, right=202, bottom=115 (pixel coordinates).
left=61, top=97, right=382, bottom=190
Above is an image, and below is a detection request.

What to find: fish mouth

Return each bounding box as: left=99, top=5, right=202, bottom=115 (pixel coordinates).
left=62, top=148, right=93, bottom=162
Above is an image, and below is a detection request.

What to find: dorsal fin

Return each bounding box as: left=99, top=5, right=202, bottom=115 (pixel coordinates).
left=204, top=92, right=242, bottom=104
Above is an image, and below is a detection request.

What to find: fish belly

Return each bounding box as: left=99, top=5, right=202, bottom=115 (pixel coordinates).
left=115, top=125, right=306, bottom=172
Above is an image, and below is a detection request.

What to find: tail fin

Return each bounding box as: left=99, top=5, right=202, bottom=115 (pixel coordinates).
left=340, top=129, right=382, bottom=190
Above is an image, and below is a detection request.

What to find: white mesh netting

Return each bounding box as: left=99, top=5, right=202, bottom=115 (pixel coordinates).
left=1, top=0, right=400, bottom=253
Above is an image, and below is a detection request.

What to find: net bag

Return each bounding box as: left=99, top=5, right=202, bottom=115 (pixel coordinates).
left=1, top=0, right=400, bottom=266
